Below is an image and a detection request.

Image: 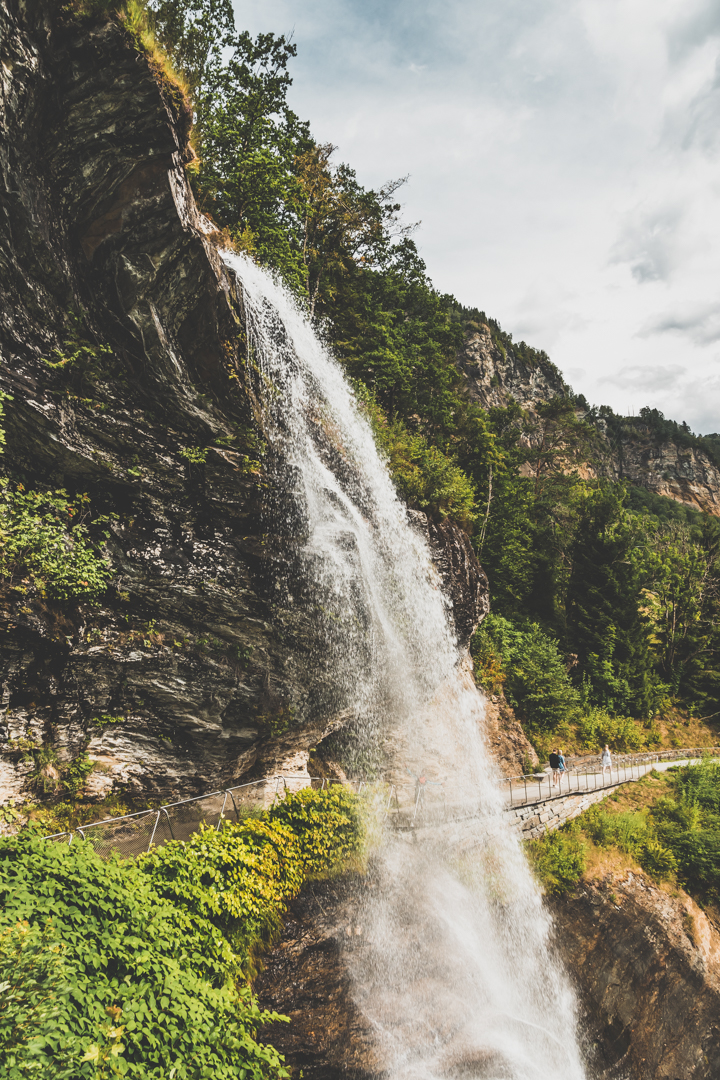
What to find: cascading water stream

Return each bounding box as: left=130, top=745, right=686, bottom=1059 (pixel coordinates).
left=223, top=250, right=586, bottom=1080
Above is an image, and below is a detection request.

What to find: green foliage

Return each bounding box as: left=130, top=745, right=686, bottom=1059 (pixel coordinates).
left=0, top=831, right=289, bottom=1079
left=567, top=484, right=658, bottom=717
left=575, top=706, right=646, bottom=752
left=0, top=920, right=80, bottom=1080
left=649, top=759, right=720, bottom=900
left=0, top=485, right=112, bottom=602
left=582, top=804, right=678, bottom=880
left=179, top=445, right=208, bottom=464
left=473, top=615, right=580, bottom=737
left=527, top=825, right=586, bottom=895
left=141, top=787, right=363, bottom=972
left=358, top=389, right=477, bottom=527
left=266, top=785, right=363, bottom=876
left=61, top=754, right=96, bottom=798
left=141, top=818, right=304, bottom=967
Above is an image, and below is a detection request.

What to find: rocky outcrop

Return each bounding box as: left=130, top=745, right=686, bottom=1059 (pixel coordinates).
left=482, top=690, right=539, bottom=777
left=457, top=324, right=569, bottom=412
left=256, top=876, right=378, bottom=1080
left=407, top=511, right=488, bottom=650
left=456, top=326, right=720, bottom=518
left=550, top=871, right=720, bottom=1079
left=603, top=436, right=720, bottom=517
left=0, top=1, right=490, bottom=809
left=0, top=1, right=282, bottom=804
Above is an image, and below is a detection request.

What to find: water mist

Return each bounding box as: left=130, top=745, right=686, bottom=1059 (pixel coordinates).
left=223, top=250, right=586, bottom=1080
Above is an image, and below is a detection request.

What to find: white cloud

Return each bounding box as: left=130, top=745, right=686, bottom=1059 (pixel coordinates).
left=232, top=0, right=720, bottom=432
left=640, top=303, right=720, bottom=345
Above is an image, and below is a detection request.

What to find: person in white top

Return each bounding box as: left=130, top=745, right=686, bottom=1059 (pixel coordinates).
left=601, top=744, right=612, bottom=778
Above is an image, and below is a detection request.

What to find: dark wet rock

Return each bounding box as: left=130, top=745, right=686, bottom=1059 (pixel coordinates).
left=407, top=511, right=489, bottom=650
left=255, top=876, right=380, bottom=1080
left=0, top=0, right=490, bottom=808
left=0, top=0, right=342, bottom=804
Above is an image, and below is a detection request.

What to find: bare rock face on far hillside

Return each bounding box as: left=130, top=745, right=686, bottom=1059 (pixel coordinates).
left=457, top=325, right=569, bottom=413
left=606, top=437, right=720, bottom=517
left=455, top=325, right=720, bottom=519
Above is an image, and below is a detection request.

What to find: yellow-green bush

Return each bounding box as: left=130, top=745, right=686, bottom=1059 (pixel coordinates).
left=141, top=786, right=363, bottom=971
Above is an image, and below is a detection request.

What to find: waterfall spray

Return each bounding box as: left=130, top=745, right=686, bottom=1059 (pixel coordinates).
left=223, top=250, right=586, bottom=1080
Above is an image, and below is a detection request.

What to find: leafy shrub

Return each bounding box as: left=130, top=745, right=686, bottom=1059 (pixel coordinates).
left=0, top=832, right=290, bottom=1080
left=576, top=706, right=646, bottom=752
left=0, top=920, right=81, bottom=1080
left=582, top=805, right=677, bottom=880
left=141, top=819, right=304, bottom=967
left=675, top=757, right=720, bottom=814
left=179, top=446, right=208, bottom=465
left=142, top=787, right=364, bottom=970
left=527, top=826, right=586, bottom=896
left=267, top=785, right=363, bottom=875
left=649, top=762, right=720, bottom=899
left=638, top=837, right=678, bottom=878
left=0, top=485, right=112, bottom=601
left=359, top=390, right=477, bottom=528
left=469, top=622, right=506, bottom=694
left=476, top=615, right=580, bottom=734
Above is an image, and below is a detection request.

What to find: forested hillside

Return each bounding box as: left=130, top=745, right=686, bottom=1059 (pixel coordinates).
left=131, top=0, right=720, bottom=758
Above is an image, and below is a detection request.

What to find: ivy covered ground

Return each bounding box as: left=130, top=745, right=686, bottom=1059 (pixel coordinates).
left=0, top=787, right=363, bottom=1079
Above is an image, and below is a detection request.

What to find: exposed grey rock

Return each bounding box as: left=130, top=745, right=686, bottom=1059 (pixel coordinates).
left=0, top=0, right=490, bottom=808
left=457, top=325, right=569, bottom=412
left=457, top=324, right=720, bottom=517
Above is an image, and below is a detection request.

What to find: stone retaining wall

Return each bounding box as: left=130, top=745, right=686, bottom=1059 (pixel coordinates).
left=504, top=784, right=622, bottom=838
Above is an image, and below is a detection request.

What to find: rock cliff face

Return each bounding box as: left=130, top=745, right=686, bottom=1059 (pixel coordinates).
left=457, top=324, right=569, bottom=412
left=550, top=871, right=720, bottom=1079
left=600, top=435, right=720, bottom=517
left=456, top=325, right=720, bottom=517
left=0, top=0, right=488, bottom=807
left=255, top=868, right=720, bottom=1080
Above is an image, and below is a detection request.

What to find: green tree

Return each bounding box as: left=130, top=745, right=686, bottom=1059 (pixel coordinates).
left=567, top=485, right=657, bottom=716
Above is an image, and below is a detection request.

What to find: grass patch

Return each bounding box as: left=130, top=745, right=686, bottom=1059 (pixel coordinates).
left=527, top=761, right=720, bottom=906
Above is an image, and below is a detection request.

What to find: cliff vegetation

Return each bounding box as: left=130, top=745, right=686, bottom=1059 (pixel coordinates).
left=0, top=786, right=363, bottom=1078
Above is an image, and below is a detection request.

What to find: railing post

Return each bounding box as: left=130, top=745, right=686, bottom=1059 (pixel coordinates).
left=160, top=807, right=175, bottom=841
left=413, top=785, right=422, bottom=823
left=217, top=792, right=228, bottom=831
left=224, top=789, right=240, bottom=823
left=147, top=810, right=161, bottom=851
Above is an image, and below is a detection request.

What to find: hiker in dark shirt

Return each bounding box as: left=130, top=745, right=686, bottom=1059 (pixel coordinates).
left=549, top=749, right=561, bottom=787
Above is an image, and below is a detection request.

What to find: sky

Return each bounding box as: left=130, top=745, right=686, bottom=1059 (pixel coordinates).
left=232, top=0, right=720, bottom=433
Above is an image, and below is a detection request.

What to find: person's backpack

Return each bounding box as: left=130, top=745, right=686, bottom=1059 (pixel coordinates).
left=549, top=752, right=560, bottom=769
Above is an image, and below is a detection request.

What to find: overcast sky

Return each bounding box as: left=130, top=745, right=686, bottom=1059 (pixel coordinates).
left=233, top=0, right=720, bottom=433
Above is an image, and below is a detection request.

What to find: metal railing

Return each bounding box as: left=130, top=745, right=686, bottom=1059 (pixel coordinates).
left=41, top=746, right=720, bottom=855
left=502, top=746, right=720, bottom=809
left=45, top=773, right=362, bottom=860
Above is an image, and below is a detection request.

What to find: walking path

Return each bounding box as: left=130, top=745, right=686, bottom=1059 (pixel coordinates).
left=40, top=746, right=720, bottom=855
left=501, top=747, right=720, bottom=810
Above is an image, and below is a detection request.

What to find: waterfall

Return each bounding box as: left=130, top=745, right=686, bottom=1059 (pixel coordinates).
left=223, top=250, right=586, bottom=1080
